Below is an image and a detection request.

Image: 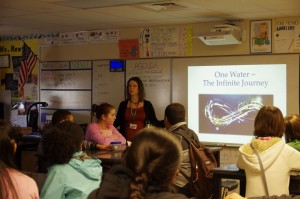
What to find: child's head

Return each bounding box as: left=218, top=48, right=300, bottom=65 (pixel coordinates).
left=123, top=127, right=182, bottom=198
left=254, top=106, right=285, bottom=138
left=42, top=121, right=84, bottom=167
left=164, top=103, right=186, bottom=126
left=0, top=120, right=20, bottom=199
left=92, top=103, right=116, bottom=124
left=52, top=109, right=74, bottom=125
left=284, top=114, right=300, bottom=143
left=0, top=120, right=21, bottom=167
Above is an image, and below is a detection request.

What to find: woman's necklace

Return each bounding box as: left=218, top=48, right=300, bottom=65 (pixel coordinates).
left=130, top=99, right=139, bottom=105
left=130, top=100, right=139, bottom=121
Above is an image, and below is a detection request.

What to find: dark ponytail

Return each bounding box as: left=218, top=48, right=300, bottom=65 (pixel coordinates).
left=129, top=173, right=148, bottom=199
left=123, top=127, right=182, bottom=198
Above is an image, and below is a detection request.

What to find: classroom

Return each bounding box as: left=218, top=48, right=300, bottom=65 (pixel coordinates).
left=1, top=0, right=300, bottom=198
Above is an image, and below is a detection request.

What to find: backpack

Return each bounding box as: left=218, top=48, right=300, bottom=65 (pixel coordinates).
left=176, top=132, right=217, bottom=199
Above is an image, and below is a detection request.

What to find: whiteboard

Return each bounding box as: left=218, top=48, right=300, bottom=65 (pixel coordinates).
left=126, top=58, right=171, bottom=119
left=92, top=60, right=125, bottom=108
left=40, top=90, right=91, bottom=109
left=40, top=70, right=91, bottom=89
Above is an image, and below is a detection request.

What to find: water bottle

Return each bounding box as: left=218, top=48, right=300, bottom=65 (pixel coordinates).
left=145, top=120, right=151, bottom=128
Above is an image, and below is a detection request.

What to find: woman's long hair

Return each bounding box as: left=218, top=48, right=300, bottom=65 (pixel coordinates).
left=0, top=120, right=20, bottom=199
left=123, top=127, right=182, bottom=199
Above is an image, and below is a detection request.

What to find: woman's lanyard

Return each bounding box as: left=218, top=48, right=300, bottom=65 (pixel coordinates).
left=130, top=100, right=139, bottom=122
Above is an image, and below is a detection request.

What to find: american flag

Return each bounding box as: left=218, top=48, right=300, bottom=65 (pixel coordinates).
left=18, top=42, right=38, bottom=97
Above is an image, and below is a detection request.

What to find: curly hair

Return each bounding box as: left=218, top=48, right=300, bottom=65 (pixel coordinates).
left=254, top=106, right=285, bottom=138
left=52, top=109, right=72, bottom=125
left=126, top=77, right=145, bottom=101
left=42, top=121, right=84, bottom=167
left=122, top=127, right=182, bottom=199
left=284, top=114, right=300, bottom=143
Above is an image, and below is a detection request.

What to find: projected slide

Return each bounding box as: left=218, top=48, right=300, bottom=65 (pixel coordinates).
left=188, top=64, right=286, bottom=145
left=199, top=94, right=273, bottom=135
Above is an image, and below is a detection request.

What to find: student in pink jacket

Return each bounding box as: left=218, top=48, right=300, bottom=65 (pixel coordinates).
left=85, top=103, right=126, bottom=146
left=0, top=120, right=39, bottom=199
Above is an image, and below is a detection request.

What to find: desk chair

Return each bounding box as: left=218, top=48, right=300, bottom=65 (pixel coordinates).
left=221, top=180, right=239, bottom=199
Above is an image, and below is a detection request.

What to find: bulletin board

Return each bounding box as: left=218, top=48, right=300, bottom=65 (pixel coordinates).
left=126, top=58, right=171, bottom=119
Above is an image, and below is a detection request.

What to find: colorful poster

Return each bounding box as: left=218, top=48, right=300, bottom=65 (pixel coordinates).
left=119, top=39, right=139, bottom=58
left=0, top=40, right=39, bottom=100
left=139, top=26, right=192, bottom=58
left=250, top=20, right=272, bottom=53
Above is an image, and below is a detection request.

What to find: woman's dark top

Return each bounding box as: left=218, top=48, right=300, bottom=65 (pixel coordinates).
left=114, top=100, right=164, bottom=137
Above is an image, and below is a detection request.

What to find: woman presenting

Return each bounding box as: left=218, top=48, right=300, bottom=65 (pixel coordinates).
left=114, top=76, right=163, bottom=141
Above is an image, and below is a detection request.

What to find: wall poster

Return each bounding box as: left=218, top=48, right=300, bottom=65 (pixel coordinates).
left=250, top=20, right=272, bottom=53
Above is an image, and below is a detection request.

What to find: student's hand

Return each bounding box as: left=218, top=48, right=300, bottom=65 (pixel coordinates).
left=96, top=144, right=111, bottom=150
left=225, top=193, right=246, bottom=199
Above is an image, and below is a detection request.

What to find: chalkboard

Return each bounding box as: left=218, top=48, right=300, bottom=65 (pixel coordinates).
left=40, top=90, right=91, bottom=109
left=92, top=60, right=125, bottom=108
left=126, top=58, right=171, bottom=119
left=40, top=70, right=91, bottom=89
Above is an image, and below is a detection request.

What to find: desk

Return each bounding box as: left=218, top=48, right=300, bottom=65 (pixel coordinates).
left=15, top=133, right=42, bottom=170
left=85, top=144, right=126, bottom=169
left=211, top=164, right=300, bottom=199
left=86, top=145, right=222, bottom=173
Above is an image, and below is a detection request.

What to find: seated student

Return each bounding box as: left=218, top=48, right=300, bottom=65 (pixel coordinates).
left=237, top=106, right=300, bottom=197
left=85, top=103, right=126, bottom=146
left=40, top=121, right=103, bottom=199
left=284, top=114, right=300, bottom=151
left=164, top=103, right=201, bottom=197
left=88, top=127, right=188, bottom=199
left=38, top=110, right=108, bottom=173
left=284, top=114, right=300, bottom=194
left=0, top=119, right=39, bottom=199
left=41, top=109, right=107, bottom=151
left=225, top=193, right=300, bottom=199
